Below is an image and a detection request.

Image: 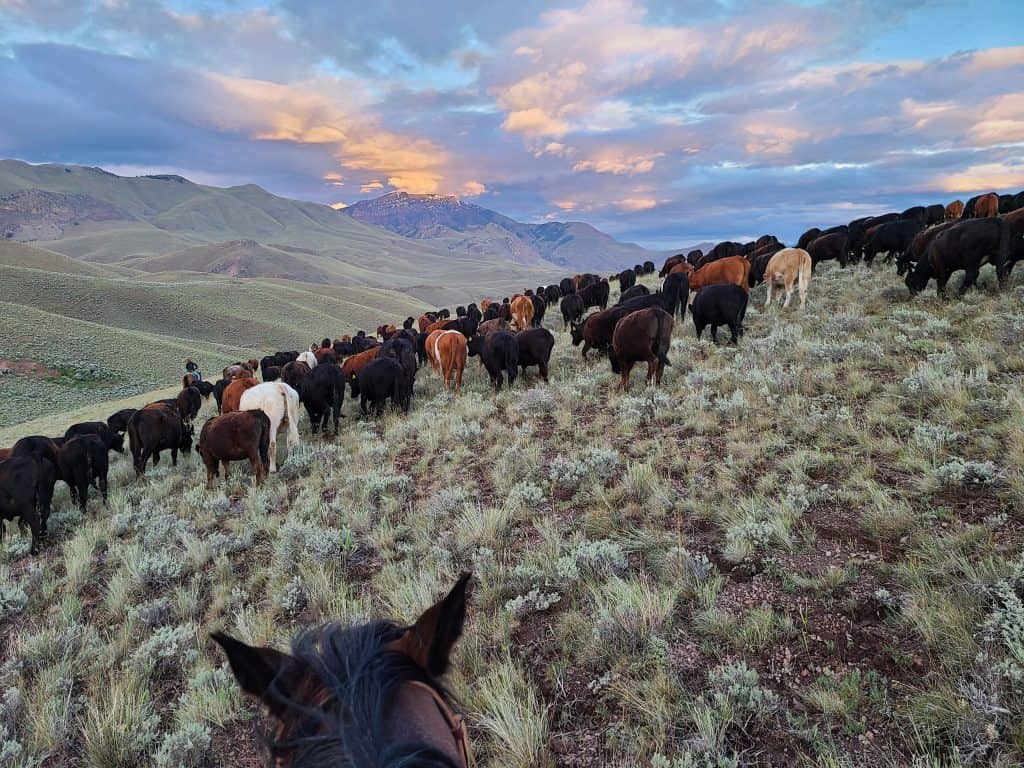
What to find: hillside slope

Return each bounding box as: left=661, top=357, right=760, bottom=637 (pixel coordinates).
left=345, top=191, right=657, bottom=271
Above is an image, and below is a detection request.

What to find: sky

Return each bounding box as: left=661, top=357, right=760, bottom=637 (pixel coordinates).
left=0, top=0, right=1022, bottom=249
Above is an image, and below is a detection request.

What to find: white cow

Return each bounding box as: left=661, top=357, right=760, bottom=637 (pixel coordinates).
left=239, top=382, right=300, bottom=472
left=297, top=350, right=318, bottom=370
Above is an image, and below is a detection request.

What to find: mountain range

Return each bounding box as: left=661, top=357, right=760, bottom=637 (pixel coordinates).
left=344, top=191, right=656, bottom=271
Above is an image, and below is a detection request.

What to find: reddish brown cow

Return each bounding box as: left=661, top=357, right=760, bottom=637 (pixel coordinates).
left=476, top=318, right=509, bottom=336
left=669, top=261, right=694, bottom=276
left=341, top=346, right=382, bottom=391
left=221, top=377, right=260, bottom=414
left=480, top=299, right=494, bottom=313
left=314, top=347, right=339, bottom=365
left=976, top=193, right=999, bottom=218
left=609, top=307, right=673, bottom=392
left=686, top=256, right=751, bottom=300
left=510, top=295, right=534, bottom=330
left=417, top=315, right=433, bottom=333
left=425, top=319, right=450, bottom=335
left=945, top=200, right=964, bottom=220
left=659, top=254, right=686, bottom=277
left=198, top=410, right=270, bottom=490
left=377, top=324, right=398, bottom=340
left=426, top=330, right=467, bottom=393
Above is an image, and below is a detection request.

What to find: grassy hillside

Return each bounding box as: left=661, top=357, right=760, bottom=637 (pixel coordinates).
left=1, top=263, right=1021, bottom=767
left=0, top=160, right=563, bottom=293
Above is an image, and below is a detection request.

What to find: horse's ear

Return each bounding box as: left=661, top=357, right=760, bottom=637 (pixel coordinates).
left=394, top=572, right=471, bottom=677
left=211, top=632, right=306, bottom=717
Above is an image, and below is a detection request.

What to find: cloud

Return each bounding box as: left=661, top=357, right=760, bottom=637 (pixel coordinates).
left=572, top=149, right=663, bottom=175
left=616, top=197, right=658, bottom=211
left=935, top=162, right=1024, bottom=193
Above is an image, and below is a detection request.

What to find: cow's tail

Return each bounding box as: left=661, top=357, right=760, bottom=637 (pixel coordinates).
left=997, top=217, right=1011, bottom=282
left=653, top=311, right=671, bottom=367
left=283, top=387, right=300, bottom=449
left=798, top=251, right=812, bottom=295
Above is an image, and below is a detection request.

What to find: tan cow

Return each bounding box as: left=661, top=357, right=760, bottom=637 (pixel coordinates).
left=426, top=330, right=467, bottom=393
left=763, top=248, right=812, bottom=310
left=976, top=192, right=999, bottom=218
left=510, top=295, right=534, bottom=330
left=945, top=199, right=964, bottom=220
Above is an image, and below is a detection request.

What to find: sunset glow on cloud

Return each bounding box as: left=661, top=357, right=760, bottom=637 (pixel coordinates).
left=0, top=0, right=1021, bottom=246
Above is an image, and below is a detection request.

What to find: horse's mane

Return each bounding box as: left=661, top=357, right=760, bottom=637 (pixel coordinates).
left=267, top=620, right=460, bottom=768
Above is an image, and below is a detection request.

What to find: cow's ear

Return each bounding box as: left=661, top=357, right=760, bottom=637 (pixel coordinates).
left=211, top=632, right=307, bottom=717
left=392, top=573, right=471, bottom=677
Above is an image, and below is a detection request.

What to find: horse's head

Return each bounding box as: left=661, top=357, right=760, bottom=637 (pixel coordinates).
left=213, top=573, right=473, bottom=768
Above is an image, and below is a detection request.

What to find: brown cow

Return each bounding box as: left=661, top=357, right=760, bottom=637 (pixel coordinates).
left=221, top=377, right=260, bottom=414
left=377, top=324, right=398, bottom=340
left=659, top=254, right=686, bottom=277
left=223, top=362, right=255, bottom=380
left=976, top=193, right=999, bottom=218
left=425, top=319, right=450, bottom=335
left=198, top=410, right=270, bottom=490
left=314, top=347, right=339, bottom=365
left=480, top=299, right=494, bottom=313
left=476, top=318, right=509, bottom=336
left=609, top=307, right=673, bottom=392
left=341, top=346, right=382, bottom=392
left=687, top=256, right=751, bottom=302
left=417, top=314, right=433, bottom=333
left=426, top=330, right=467, bottom=393
left=510, top=295, right=534, bottom=330
left=945, top=200, right=964, bottom=220
left=669, top=261, right=694, bottom=276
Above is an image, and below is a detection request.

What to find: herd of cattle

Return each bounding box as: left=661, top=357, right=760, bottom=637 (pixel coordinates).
left=2, top=189, right=1023, bottom=556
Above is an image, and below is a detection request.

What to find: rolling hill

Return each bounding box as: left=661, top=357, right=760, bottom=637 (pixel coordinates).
left=344, top=191, right=658, bottom=271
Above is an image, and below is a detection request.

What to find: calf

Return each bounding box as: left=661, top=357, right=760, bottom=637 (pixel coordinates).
left=906, top=217, right=1011, bottom=296
left=297, top=362, right=345, bottom=435
left=238, top=382, right=301, bottom=473
left=692, top=284, right=748, bottom=344
left=107, top=408, right=137, bottom=436
left=67, top=421, right=124, bottom=453
left=863, top=219, right=924, bottom=264
left=0, top=456, right=53, bottom=554
left=468, top=330, right=519, bottom=392
left=221, top=377, right=260, bottom=414
left=687, top=256, right=751, bottom=298
left=609, top=307, right=673, bottom=392
left=58, top=435, right=109, bottom=512
left=510, top=295, right=535, bottom=330
left=570, top=307, right=632, bottom=359
left=176, top=385, right=203, bottom=424
left=578, top=280, right=610, bottom=311
left=516, top=328, right=555, bottom=382
left=560, top=293, right=585, bottom=330
left=198, top=410, right=271, bottom=489
left=127, top=404, right=193, bottom=477
left=357, top=357, right=410, bottom=415
left=764, top=248, right=812, bottom=309
left=806, top=231, right=850, bottom=269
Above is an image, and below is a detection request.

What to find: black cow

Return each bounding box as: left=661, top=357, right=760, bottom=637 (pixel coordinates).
left=530, top=293, right=546, bottom=327
left=380, top=336, right=418, bottom=391
left=643, top=260, right=655, bottom=274
left=544, top=285, right=562, bottom=306
left=906, top=217, right=1011, bottom=297
left=796, top=227, right=822, bottom=251
left=11, top=435, right=62, bottom=469
left=807, top=231, right=850, bottom=270
left=863, top=219, right=924, bottom=264
left=897, top=221, right=957, bottom=276
left=177, top=385, right=203, bottom=423
left=65, top=421, right=124, bottom=453
left=577, top=273, right=600, bottom=292
left=515, top=328, right=555, bottom=382
left=616, top=272, right=689, bottom=321
left=106, top=408, right=138, bottom=436
left=263, top=366, right=281, bottom=382
left=686, top=249, right=704, bottom=266
left=127, top=404, right=193, bottom=477
left=456, top=305, right=467, bottom=317
left=618, top=269, right=636, bottom=293
left=900, top=206, right=928, bottom=226
left=297, top=362, right=345, bottom=435
left=559, top=277, right=576, bottom=295
left=925, top=204, right=945, bottom=225
left=848, top=214, right=898, bottom=262
left=482, top=303, right=500, bottom=321
left=0, top=456, right=53, bottom=554
left=442, top=316, right=479, bottom=338
left=578, top=280, right=610, bottom=311
left=213, top=378, right=230, bottom=412
left=560, top=293, right=585, bottom=330
left=356, top=357, right=410, bottom=415
left=415, top=332, right=430, bottom=365
left=692, top=284, right=749, bottom=344
left=466, top=303, right=482, bottom=326
left=468, top=330, right=519, bottom=392
left=58, top=435, right=109, bottom=511
left=352, top=334, right=379, bottom=353
left=618, top=284, right=650, bottom=302
left=333, top=339, right=356, bottom=357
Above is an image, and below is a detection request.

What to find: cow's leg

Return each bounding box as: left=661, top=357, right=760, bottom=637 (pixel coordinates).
left=711, top=325, right=719, bottom=344
left=782, top=280, right=793, bottom=309
left=539, top=360, right=549, bottom=382
left=960, top=268, right=981, bottom=294
left=765, top=279, right=773, bottom=308
left=581, top=342, right=590, bottom=359
left=171, top=448, right=178, bottom=467
left=27, top=511, right=41, bottom=555
left=206, top=464, right=216, bottom=490
left=646, top=358, right=657, bottom=385
left=268, top=436, right=278, bottom=473
left=152, top=450, right=161, bottom=466
left=729, top=322, right=741, bottom=345
left=656, top=361, right=665, bottom=385
left=455, top=364, right=463, bottom=394
left=360, top=395, right=368, bottom=416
